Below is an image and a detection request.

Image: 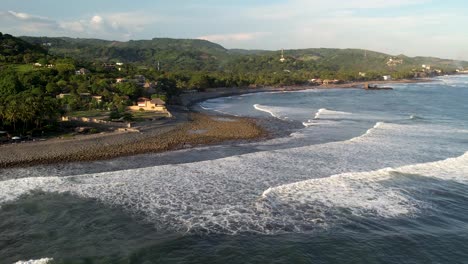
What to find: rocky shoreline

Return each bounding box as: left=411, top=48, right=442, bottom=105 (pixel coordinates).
left=0, top=112, right=267, bottom=169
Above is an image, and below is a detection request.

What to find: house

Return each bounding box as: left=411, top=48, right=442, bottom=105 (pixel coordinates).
left=92, top=96, right=103, bottom=103
left=33, top=62, right=42, bottom=67
left=359, top=72, right=367, bottom=77
left=422, top=64, right=431, bottom=70
left=387, top=58, right=403, bottom=67
left=127, top=97, right=167, bottom=112
left=75, top=68, right=90, bottom=75
left=116, top=78, right=127, bottom=83
left=314, top=79, right=323, bottom=84
left=322, top=79, right=341, bottom=85
left=383, top=75, right=392, bottom=81
left=309, top=79, right=323, bottom=85
left=103, top=63, right=117, bottom=70
left=56, top=93, right=71, bottom=99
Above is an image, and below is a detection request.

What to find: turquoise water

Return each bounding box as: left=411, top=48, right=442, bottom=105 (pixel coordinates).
left=1, top=76, right=468, bottom=263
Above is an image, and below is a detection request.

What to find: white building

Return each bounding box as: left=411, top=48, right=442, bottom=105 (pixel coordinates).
left=383, top=75, right=392, bottom=81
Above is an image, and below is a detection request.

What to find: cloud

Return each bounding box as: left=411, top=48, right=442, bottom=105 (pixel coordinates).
left=198, top=32, right=269, bottom=42
left=246, top=0, right=430, bottom=20
left=1, top=10, right=59, bottom=32
left=0, top=10, right=158, bottom=40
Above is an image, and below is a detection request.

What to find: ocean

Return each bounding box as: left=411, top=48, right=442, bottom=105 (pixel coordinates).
left=1, top=75, right=468, bottom=263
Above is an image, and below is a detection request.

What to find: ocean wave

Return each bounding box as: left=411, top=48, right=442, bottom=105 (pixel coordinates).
left=253, top=104, right=286, bottom=120
left=1, top=121, right=466, bottom=235
left=199, top=103, right=240, bottom=116
left=258, top=151, right=468, bottom=228
left=14, top=258, right=53, bottom=264
left=348, top=122, right=385, bottom=142
left=313, top=108, right=352, bottom=120
left=409, top=115, right=424, bottom=120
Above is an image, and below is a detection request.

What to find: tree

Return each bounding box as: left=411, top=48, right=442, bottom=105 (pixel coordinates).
left=55, top=63, right=75, bottom=75
left=115, top=82, right=142, bottom=98
left=46, top=82, right=60, bottom=94
left=0, top=72, right=23, bottom=96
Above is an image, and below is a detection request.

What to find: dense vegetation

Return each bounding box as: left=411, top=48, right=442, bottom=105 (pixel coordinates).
left=1, top=33, right=48, bottom=64
left=1, top=32, right=468, bottom=136
left=20, top=36, right=468, bottom=77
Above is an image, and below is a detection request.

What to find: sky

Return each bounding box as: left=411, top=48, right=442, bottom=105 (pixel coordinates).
left=1, top=0, right=468, bottom=60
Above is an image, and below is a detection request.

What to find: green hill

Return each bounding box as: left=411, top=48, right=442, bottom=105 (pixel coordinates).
left=19, top=35, right=468, bottom=74
left=20, top=36, right=229, bottom=71
left=0, top=32, right=47, bottom=64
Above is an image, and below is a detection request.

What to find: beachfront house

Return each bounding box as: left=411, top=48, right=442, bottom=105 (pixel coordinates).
left=383, top=75, right=392, bottom=81
left=322, top=79, right=341, bottom=85
left=127, top=97, right=167, bottom=112
left=309, top=79, right=323, bottom=85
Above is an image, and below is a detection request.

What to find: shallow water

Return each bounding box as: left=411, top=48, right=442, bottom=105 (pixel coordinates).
left=2, top=76, right=468, bottom=263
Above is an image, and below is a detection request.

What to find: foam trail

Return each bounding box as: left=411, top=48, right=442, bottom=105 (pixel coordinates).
left=253, top=104, right=284, bottom=119
left=14, top=258, right=53, bottom=264
left=314, top=108, right=352, bottom=119
left=199, top=103, right=240, bottom=116
left=410, top=115, right=424, bottom=120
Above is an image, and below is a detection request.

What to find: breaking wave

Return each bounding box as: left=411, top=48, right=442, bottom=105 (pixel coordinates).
left=14, top=258, right=53, bottom=264
left=258, top=151, right=468, bottom=229
left=253, top=104, right=283, bottom=119
left=1, top=142, right=466, bottom=235
left=348, top=122, right=385, bottom=142
left=313, top=108, right=352, bottom=120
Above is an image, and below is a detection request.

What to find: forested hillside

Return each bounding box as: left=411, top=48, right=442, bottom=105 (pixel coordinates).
left=21, top=36, right=229, bottom=71
left=21, top=36, right=468, bottom=75
left=0, top=33, right=47, bottom=64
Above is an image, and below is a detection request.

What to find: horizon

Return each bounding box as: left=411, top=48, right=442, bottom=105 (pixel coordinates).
left=1, top=0, right=468, bottom=61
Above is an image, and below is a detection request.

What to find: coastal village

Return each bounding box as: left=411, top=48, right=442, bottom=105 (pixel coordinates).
left=1, top=32, right=467, bottom=145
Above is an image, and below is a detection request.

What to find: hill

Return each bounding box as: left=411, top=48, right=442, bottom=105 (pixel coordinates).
left=0, top=32, right=47, bottom=64
left=19, top=36, right=468, bottom=75
left=20, top=36, right=229, bottom=71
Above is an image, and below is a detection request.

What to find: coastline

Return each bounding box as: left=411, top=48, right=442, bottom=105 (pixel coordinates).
left=0, top=78, right=430, bottom=169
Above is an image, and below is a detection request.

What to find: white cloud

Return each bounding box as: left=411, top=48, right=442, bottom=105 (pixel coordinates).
left=0, top=10, right=158, bottom=40
left=91, top=15, right=103, bottom=25
left=7, top=11, right=31, bottom=19
left=246, top=0, right=430, bottom=20
left=198, top=32, right=269, bottom=42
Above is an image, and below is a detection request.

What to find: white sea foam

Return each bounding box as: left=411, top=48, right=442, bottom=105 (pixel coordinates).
left=14, top=258, right=53, bottom=264
left=253, top=104, right=283, bottom=119
left=409, top=115, right=424, bottom=120
left=199, top=103, right=240, bottom=116
left=348, top=122, right=385, bottom=142
left=259, top=151, right=468, bottom=224
left=1, top=120, right=467, bottom=234
left=313, top=108, right=352, bottom=120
